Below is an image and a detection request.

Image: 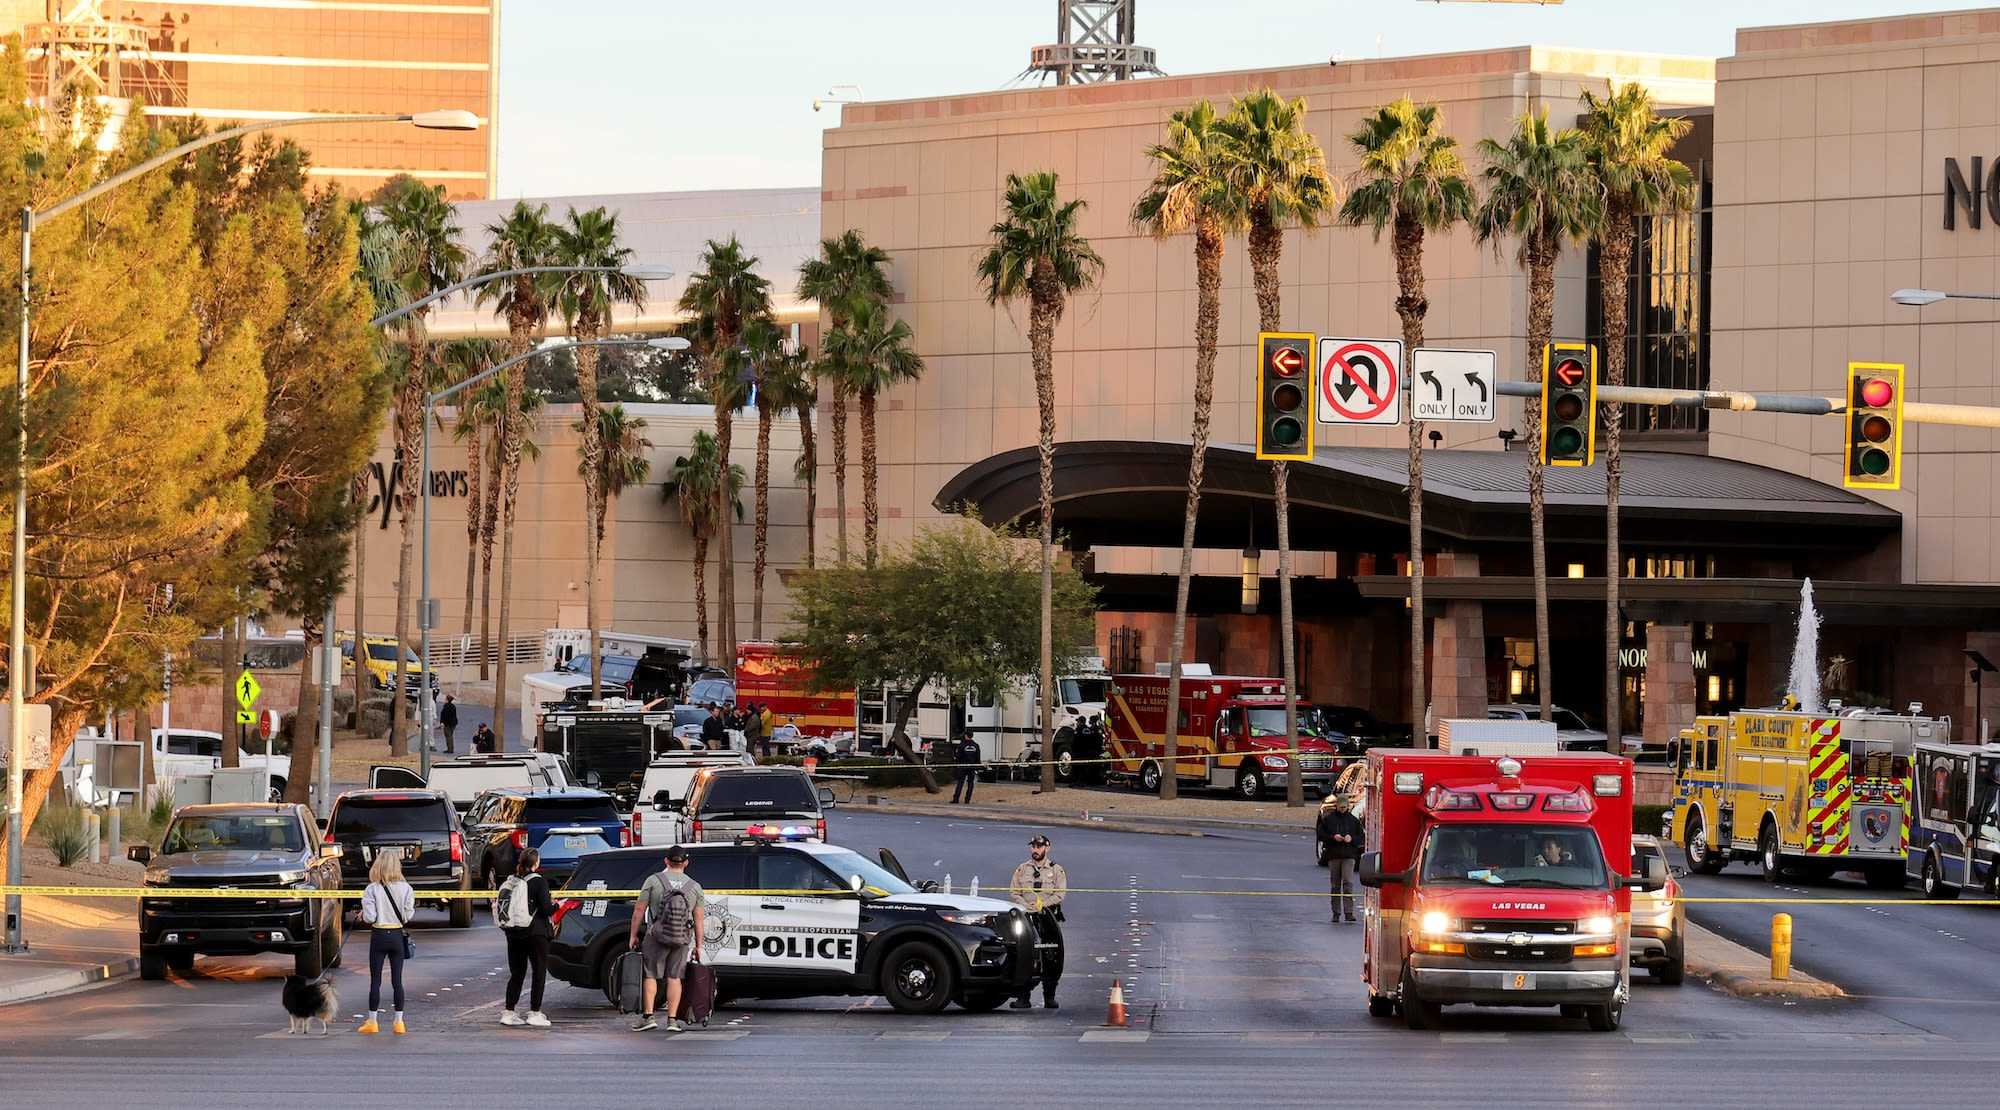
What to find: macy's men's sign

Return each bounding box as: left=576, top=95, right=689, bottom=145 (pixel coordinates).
left=366, top=458, right=470, bottom=530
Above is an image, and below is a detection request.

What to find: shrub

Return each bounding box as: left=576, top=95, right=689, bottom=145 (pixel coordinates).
left=148, top=785, right=176, bottom=830
left=36, top=801, right=91, bottom=867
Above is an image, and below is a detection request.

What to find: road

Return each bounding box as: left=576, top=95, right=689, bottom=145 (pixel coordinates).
left=3, top=811, right=1998, bottom=1107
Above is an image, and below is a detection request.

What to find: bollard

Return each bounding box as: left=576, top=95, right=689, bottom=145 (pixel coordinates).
left=84, top=810, right=101, bottom=862
left=106, top=806, right=120, bottom=865
left=1771, top=912, right=1793, bottom=980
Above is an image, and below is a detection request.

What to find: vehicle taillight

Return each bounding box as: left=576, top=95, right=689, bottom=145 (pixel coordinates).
left=324, top=830, right=337, bottom=846
left=550, top=898, right=581, bottom=930
left=510, top=829, right=528, bottom=851
left=632, top=810, right=643, bottom=841
left=815, top=818, right=827, bottom=841
left=449, top=831, right=463, bottom=862
left=619, top=825, right=631, bottom=848
left=690, top=820, right=703, bottom=841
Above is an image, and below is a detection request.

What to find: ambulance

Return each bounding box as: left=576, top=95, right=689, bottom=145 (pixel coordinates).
left=1669, top=707, right=1944, bottom=886
left=1356, top=750, right=1660, bottom=1032
left=1103, top=669, right=1342, bottom=798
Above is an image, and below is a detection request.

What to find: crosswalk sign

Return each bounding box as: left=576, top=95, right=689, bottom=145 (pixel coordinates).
left=236, top=708, right=257, bottom=725
left=235, top=670, right=261, bottom=710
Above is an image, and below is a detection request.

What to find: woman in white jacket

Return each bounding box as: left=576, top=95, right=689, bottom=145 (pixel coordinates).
left=359, top=853, right=415, bottom=1034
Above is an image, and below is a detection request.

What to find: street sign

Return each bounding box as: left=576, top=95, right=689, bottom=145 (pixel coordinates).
left=236, top=708, right=257, bottom=725
left=234, top=670, right=261, bottom=710
left=1317, top=338, right=1402, bottom=425
left=0, top=703, right=53, bottom=770
left=1411, top=348, right=1496, bottom=423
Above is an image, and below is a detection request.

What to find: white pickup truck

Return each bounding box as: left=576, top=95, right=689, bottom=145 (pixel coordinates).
left=65, top=729, right=293, bottom=803
left=628, top=751, right=755, bottom=846
left=371, top=753, right=575, bottom=816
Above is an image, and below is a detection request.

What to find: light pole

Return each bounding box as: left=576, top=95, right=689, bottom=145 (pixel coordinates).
left=1891, top=288, right=2000, bottom=306
left=416, top=336, right=688, bottom=774
left=5, top=108, right=480, bottom=957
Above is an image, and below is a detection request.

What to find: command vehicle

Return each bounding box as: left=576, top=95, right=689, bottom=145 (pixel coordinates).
left=1356, top=751, right=1662, bottom=1032
left=549, top=832, right=1041, bottom=1014
left=538, top=701, right=688, bottom=808
left=1670, top=707, right=1944, bottom=885
left=1905, top=740, right=2000, bottom=898
left=1104, top=669, right=1340, bottom=798
left=735, top=641, right=857, bottom=743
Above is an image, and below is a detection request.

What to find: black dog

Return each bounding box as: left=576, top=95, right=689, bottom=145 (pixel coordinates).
left=282, top=974, right=339, bottom=1036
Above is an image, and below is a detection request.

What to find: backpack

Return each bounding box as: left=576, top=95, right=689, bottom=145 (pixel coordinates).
left=494, top=875, right=533, bottom=929
left=644, top=875, right=694, bottom=947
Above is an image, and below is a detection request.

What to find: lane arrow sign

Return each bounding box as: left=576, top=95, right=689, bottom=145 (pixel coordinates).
left=1466, top=372, right=1489, bottom=403
left=1421, top=370, right=1443, bottom=401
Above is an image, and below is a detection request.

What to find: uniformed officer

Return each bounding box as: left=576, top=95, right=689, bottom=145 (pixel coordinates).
left=949, top=726, right=982, bottom=804
left=1009, top=833, right=1067, bottom=1009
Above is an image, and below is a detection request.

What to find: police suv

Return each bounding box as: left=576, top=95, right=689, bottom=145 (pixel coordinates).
left=548, top=830, right=1041, bottom=1014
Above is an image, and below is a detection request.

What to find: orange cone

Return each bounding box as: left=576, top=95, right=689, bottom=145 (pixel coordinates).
left=1106, top=978, right=1127, bottom=1026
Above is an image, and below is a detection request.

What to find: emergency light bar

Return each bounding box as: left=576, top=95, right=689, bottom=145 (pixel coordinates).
left=1487, top=792, right=1534, bottom=811
left=1393, top=772, right=1424, bottom=794
left=1591, top=774, right=1622, bottom=797
left=741, top=824, right=816, bottom=841
left=1543, top=792, right=1593, bottom=813
left=1424, top=786, right=1482, bottom=811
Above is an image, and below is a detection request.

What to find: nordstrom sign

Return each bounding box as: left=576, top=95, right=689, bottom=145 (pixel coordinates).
left=1943, top=157, right=2000, bottom=229
left=1618, top=647, right=1710, bottom=672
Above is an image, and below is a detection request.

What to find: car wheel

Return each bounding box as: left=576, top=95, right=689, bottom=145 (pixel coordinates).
left=1559, top=1003, right=1586, bottom=1020
left=959, top=990, right=1009, bottom=1012
left=1315, top=839, right=1330, bottom=867
left=1139, top=761, right=1162, bottom=793
left=166, top=949, right=195, bottom=973
left=1400, top=968, right=1439, bottom=1031
left=1236, top=768, right=1265, bottom=800
left=1585, top=995, right=1623, bottom=1032
left=1759, top=824, right=1782, bottom=884
left=295, top=931, right=325, bottom=978
left=139, top=947, right=167, bottom=981
left=1922, top=853, right=1958, bottom=900
left=1053, top=744, right=1075, bottom=784
left=321, top=911, right=343, bottom=970
left=1656, top=944, right=1685, bottom=986
left=449, top=893, right=473, bottom=928
left=880, top=942, right=955, bottom=1015
left=1684, top=812, right=1725, bottom=875
left=1366, top=992, right=1396, bottom=1019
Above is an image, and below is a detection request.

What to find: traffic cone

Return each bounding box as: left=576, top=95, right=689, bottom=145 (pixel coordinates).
left=1106, top=978, right=1126, bottom=1027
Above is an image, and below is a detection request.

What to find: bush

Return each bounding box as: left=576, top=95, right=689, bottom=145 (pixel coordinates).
left=1634, top=804, right=1670, bottom=838
left=36, top=801, right=91, bottom=867
left=148, top=784, right=177, bottom=829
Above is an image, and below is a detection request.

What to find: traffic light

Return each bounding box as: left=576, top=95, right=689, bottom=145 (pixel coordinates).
left=1256, top=331, right=1315, bottom=462
left=1844, top=362, right=1905, bottom=490
left=1540, top=341, right=1597, bottom=467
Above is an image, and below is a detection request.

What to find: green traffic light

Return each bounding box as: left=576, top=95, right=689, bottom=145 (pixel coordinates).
left=1856, top=446, right=1891, bottom=477
left=1549, top=427, right=1584, bottom=458
left=1269, top=417, right=1304, bottom=447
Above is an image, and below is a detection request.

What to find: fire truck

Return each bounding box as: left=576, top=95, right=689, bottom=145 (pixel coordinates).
left=1669, top=707, right=1945, bottom=886
left=1103, top=669, right=1340, bottom=798
left=1904, top=740, right=2000, bottom=898
left=734, top=642, right=856, bottom=740
left=1357, top=751, right=1660, bottom=1032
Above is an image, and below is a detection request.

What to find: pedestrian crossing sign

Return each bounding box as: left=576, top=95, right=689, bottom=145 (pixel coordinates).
left=235, top=708, right=256, bottom=725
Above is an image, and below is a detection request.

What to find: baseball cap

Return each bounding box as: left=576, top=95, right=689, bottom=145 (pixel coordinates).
left=1028, top=834, right=1051, bottom=847
left=664, top=845, right=689, bottom=863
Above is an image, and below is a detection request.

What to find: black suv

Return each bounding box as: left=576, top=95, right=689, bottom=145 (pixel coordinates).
left=548, top=838, right=1040, bottom=1014
left=128, top=803, right=344, bottom=980
left=325, top=789, right=472, bottom=927
left=462, top=787, right=629, bottom=891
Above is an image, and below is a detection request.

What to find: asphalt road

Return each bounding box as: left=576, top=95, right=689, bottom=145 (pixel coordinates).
left=5, top=811, right=1999, bottom=1108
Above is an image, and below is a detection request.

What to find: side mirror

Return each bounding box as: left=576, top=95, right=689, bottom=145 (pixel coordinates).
left=127, top=845, right=152, bottom=864
left=664, top=798, right=684, bottom=813
left=320, top=843, right=344, bottom=860
left=917, top=879, right=940, bottom=894
left=1626, top=854, right=1668, bottom=892
left=653, top=790, right=672, bottom=810
left=1357, top=851, right=1388, bottom=888
left=849, top=873, right=864, bottom=893
left=816, top=786, right=836, bottom=808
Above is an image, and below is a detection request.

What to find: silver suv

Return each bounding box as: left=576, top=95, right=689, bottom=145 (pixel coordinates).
left=675, top=766, right=834, bottom=844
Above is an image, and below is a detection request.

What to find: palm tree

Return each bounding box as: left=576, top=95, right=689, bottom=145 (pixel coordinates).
left=443, top=339, right=501, bottom=670
left=351, top=201, right=399, bottom=718
left=772, top=350, right=821, bottom=571
left=1132, top=99, right=1244, bottom=799
left=552, top=207, right=647, bottom=697
left=679, top=236, right=773, bottom=666
left=825, top=299, right=923, bottom=569
left=976, top=171, right=1104, bottom=794
left=1340, top=97, right=1476, bottom=749
left=739, top=317, right=788, bottom=641
left=464, top=377, right=508, bottom=682
left=1221, top=89, right=1336, bottom=807
left=1476, top=108, right=1602, bottom=724
left=798, top=231, right=892, bottom=564
left=377, top=181, right=467, bottom=757
left=662, top=431, right=745, bottom=664
left=576, top=403, right=654, bottom=553
left=1581, top=84, right=1694, bottom=741
left=475, top=201, right=560, bottom=743
left=757, top=345, right=817, bottom=617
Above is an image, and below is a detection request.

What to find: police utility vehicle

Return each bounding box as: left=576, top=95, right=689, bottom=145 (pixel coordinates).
left=549, top=830, right=1042, bottom=1014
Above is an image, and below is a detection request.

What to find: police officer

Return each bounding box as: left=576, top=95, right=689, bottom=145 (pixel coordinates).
left=1009, top=834, right=1066, bottom=1009
left=949, top=726, right=981, bottom=804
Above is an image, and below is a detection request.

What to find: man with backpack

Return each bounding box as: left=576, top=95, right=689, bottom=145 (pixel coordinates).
left=626, top=845, right=706, bottom=1032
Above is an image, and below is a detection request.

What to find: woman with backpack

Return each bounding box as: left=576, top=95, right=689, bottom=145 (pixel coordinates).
left=358, top=852, right=415, bottom=1035
left=494, top=848, right=555, bottom=1028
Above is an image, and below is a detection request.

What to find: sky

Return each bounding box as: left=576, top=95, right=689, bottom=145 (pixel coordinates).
left=496, top=0, right=2000, bottom=198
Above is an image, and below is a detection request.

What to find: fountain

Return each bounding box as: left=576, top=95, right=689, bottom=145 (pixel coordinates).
left=1787, top=578, right=1823, bottom=714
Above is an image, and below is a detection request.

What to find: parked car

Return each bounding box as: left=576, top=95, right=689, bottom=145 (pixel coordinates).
left=323, top=788, right=471, bottom=927
left=1629, top=834, right=1686, bottom=985
left=631, top=751, right=757, bottom=846
left=556, top=650, right=683, bottom=703
left=371, top=753, right=574, bottom=815
left=1486, top=704, right=1642, bottom=755
left=674, top=766, right=834, bottom=845
left=128, top=802, right=344, bottom=980
left=461, top=787, right=629, bottom=891
left=1311, top=706, right=1394, bottom=756
left=338, top=633, right=439, bottom=704
left=685, top=674, right=736, bottom=707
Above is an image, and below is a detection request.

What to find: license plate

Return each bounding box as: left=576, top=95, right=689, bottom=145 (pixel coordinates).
left=402, top=845, right=420, bottom=861
left=1504, top=972, right=1535, bottom=991
left=563, top=836, right=588, bottom=850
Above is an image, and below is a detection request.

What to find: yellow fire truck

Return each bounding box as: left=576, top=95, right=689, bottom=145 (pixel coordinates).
left=1668, top=708, right=1946, bottom=887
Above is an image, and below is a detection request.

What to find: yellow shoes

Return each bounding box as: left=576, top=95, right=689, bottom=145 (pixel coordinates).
left=357, top=1019, right=379, bottom=1035
left=392, top=1019, right=407, bottom=1035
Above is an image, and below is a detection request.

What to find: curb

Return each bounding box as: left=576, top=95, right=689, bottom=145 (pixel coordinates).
left=0, top=957, right=140, bottom=1007
left=859, top=800, right=1207, bottom=837
left=1682, top=922, right=1845, bottom=1001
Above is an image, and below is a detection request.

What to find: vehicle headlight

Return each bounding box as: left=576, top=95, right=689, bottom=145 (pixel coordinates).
left=143, top=869, right=171, bottom=887
left=1583, top=915, right=1614, bottom=936
left=938, top=911, right=1000, bottom=929
left=1260, top=755, right=1289, bottom=769
left=1420, top=910, right=1452, bottom=935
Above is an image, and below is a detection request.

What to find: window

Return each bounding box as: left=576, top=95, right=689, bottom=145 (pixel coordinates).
left=1419, top=824, right=1610, bottom=890
left=810, top=848, right=916, bottom=896
left=163, top=814, right=305, bottom=855
left=757, top=851, right=845, bottom=892
left=166, top=734, right=221, bottom=758
left=520, top=796, right=619, bottom=825
left=1215, top=708, right=1240, bottom=737
left=696, top=774, right=818, bottom=815
left=684, top=851, right=750, bottom=891
left=334, top=798, right=448, bottom=837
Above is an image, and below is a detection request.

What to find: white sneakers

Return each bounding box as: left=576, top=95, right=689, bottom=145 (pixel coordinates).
left=525, top=1012, right=552, bottom=1028
left=501, top=1009, right=553, bottom=1028
left=500, top=1011, right=524, bottom=1026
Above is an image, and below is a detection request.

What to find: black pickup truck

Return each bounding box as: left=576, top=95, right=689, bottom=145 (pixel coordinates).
left=128, top=802, right=345, bottom=980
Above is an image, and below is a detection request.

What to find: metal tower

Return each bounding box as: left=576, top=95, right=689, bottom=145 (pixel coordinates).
left=22, top=1, right=186, bottom=145
left=1028, top=0, right=1162, bottom=85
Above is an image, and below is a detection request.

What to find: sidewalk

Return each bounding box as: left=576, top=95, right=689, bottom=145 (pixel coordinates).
left=1683, top=921, right=1844, bottom=1000
left=856, top=781, right=1318, bottom=836
left=0, top=843, right=143, bottom=1006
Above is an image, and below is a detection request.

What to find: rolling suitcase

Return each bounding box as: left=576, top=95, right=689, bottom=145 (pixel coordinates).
left=676, top=959, right=716, bottom=1026
left=610, top=949, right=647, bottom=1015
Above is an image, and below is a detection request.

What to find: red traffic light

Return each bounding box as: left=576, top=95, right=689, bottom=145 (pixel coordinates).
left=1553, top=358, right=1587, bottom=388
left=1268, top=345, right=1305, bottom=376
left=1858, top=377, right=1895, bottom=408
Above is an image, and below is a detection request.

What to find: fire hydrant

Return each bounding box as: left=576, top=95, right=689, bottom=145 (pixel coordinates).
left=1771, top=913, right=1793, bottom=980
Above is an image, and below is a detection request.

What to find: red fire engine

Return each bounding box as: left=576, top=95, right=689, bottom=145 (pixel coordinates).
left=734, top=642, right=856, bottom=739
left=1356, top=751, right=1664, bottom=1032
left=1103, top=672, right=1340, bottom=799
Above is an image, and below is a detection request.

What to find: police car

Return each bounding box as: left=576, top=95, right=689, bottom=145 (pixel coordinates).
left=548, top=829, right=1041, bottom=1014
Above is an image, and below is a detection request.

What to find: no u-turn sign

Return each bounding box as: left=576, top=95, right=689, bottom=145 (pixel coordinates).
left=1317, top=338, right=1402, bottom=426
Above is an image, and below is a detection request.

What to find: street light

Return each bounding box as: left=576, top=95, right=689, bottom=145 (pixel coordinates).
left=6, top=108, right=481, bottom=957
left=1889, top=288, right=2000, bottom=306
left=414, top=336, right=689, bottom=775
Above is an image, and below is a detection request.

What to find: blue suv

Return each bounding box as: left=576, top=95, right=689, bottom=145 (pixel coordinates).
left=461, top=787, right=629, bottom=891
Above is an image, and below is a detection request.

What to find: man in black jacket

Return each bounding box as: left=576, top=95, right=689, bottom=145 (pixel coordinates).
left=949, top=727, right=982, bottom=804
left=700, top=704, right=728, bottom=751
left=1318, top=795, right=1365, bottom=923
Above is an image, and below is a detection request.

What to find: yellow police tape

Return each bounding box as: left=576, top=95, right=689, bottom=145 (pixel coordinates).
left=2, top=884, right=1996, bottom=907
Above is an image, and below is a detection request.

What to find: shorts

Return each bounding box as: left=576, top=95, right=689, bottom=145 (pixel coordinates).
left=641, top=937, right=692, bottom=981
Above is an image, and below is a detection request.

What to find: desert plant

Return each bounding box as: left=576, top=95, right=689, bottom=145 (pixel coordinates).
left=37, top=801, right=91, bottom=867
